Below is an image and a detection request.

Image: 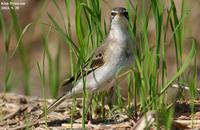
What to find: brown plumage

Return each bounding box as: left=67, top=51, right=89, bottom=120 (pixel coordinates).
left=61, top=43, right=107, bottom=89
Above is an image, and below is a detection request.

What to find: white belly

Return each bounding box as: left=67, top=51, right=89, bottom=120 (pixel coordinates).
left=70, top=64, right=116, bottom=96
left=69, top=45, right=134, bottom=97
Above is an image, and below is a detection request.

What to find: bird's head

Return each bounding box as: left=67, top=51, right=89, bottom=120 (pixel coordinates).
left=110, top=7, right=129, bottom=30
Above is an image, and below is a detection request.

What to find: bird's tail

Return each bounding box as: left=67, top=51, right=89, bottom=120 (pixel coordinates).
left=39, top=76, right=74, bottom=119
left=39, top=93, right=71, bottom=119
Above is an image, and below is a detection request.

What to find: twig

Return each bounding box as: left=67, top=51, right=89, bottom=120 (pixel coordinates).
left=133, top=111, right=156, bottom=130
left=10, top=117, right=73, bottom=130
left=10, top=120, right=43, bottom=130
left=174, top=120, right=200, bottom=128
left=172, top=120, right=190, bottom=129
left=0, top=105, right=28, bottom=122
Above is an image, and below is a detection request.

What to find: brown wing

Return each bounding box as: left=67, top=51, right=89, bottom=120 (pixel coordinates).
left=61, top=44, right=107, bottom=88
left=90, top=44, right=105, bottom=69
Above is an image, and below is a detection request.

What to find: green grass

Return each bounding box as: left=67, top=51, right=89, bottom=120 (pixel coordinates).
left=0, top=0, right=197, bottom=129
left=9, top=3, right=30, bottom=95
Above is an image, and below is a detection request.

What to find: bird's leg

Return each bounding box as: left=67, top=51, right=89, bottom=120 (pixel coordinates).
left=86, top=94, right=94, bottom=122
left=108, top=86, right=114, bottom=109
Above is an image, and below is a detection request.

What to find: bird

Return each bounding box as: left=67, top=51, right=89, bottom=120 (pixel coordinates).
left=39, top=7, right=135, bottom=118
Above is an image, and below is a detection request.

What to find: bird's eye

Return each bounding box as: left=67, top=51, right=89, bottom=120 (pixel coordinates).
left=111, top=12, right=116, bottom=17
left=124, top=11, right=129, bottom=19
left=111, top=12, right=117, bottom=20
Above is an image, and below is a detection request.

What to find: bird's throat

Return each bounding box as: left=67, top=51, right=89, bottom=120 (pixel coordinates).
left=109, top=26, right=129, bottom=42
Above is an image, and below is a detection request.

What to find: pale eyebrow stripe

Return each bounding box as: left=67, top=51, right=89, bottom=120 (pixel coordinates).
left=112, top=10, right=128, bottom=14
left=111, top=10, right=117, bottom=13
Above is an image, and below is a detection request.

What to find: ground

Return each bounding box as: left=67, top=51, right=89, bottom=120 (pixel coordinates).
left=0, top=93, right=200, bottom=130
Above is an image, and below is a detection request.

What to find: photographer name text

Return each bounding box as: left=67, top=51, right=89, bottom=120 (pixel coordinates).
left=1, top=1, right=26, bottom=10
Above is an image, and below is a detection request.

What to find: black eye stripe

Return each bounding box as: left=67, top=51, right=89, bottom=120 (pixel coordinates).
left=111, top=8, right=129, bottom=20
left=111, top=11, right=128, bottom=16
left=124, top=12, right=129, bottom=19
left=124, top=12, right=128, bottom=15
